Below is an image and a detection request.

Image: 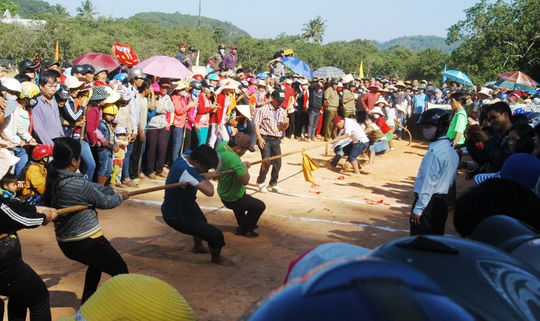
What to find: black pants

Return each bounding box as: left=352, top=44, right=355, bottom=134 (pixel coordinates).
left=256, top=136, right=282, bottom=186
left=144, top=127, right=171, bottom=175
left=164, top=204, right=226, bottom=249
left=129, top=135, right=145, bottom=180
left=58, top=236, right=128, bottom=304
left=0, top=235, right=50, bottom=321
left=410, top=194, right=448, bottom=236
left=222, top=193, right=266, bottom=233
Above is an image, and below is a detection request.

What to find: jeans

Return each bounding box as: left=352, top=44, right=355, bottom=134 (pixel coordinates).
left=79, top=140, right=96, bottom=181
left=307, top=111, right=321, bottom=139
left=221, top=193, right=266, bottom=232
left=256, top=136, right=282, bottom=186
left=171, top=126, right=184, bottom=163
left=122, top=141, right=133, bottom=181
left=58, top=236, right=128, bottom=304
left=96, top=148, right=113, bottom=177
left=0, top=235, right=51, bottom=321
left=12, top=146, right=28, bottom=177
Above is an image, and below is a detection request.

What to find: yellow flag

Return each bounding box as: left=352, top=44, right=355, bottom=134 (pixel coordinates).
left=55, top=41, right=59, bottom=61
left=302, top=150, right=319, bottom=185
left=359, top=61, right=364, bottom=78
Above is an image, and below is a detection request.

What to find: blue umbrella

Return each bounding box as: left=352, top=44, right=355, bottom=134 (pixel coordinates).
left=281, top=57, right=313, bottom=79
left=493, top=79, right=536, bottom=93
left=441, top=70, right=473, bottom=87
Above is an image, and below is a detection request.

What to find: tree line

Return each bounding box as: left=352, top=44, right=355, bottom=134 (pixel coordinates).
left=0, top=0, right=538, bottom=86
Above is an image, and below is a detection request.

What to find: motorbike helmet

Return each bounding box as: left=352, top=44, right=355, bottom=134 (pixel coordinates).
left=19, top=82, right=40, bottom=99
left=417, top=108, right=450, bottom=126
left=242, top=258, right=474, bottom=321
left=208, top=73, right=220, bottom=81
left=193, top=74, right=204, bottom=81
left=218, top=44, right=225, bottom=50
left=368, top=235, right=540, bottom=321
left=189, top=80, right=202, bottom=90
left=127, top=67, right=146, bottom=81
left=102, top=103, right=119, bottom=115
left=55, top=84, right=70, bottom=101
left=71, top=65, right=86, bottom=75
left=32, top=144, right=54, bottom=161
left=18, top=59, right=39, bottom=73
left=113, top=73, right=128, bottom=83
left=498, top=92, right=509, bottom=100
left=188, top=46, right=196, bottom=52
left=81, top=64, right=95, bottom=74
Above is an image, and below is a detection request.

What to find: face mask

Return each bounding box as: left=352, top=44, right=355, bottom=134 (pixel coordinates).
left=423, top=126, right=438, bottom=141
left=373, top=114, right=380, bottom=119
left=5, top=93, right=17, bottom=101
left=179, top=91, right=188, bottom=97
left=192, top=89, right=201, bottom=96
left=219, top=49, right=225, bottom=55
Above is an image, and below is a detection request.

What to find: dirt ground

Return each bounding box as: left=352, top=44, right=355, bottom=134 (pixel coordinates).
left=11, top=137, right=475, bottom=320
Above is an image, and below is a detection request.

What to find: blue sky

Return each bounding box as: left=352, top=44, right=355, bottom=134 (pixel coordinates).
left=49, top=0, right=473, bottom=43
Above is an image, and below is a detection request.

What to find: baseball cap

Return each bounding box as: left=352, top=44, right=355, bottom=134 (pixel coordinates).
left=474, top=153, right=540, bottom=189
left=332, top=115, right=343, bottom=128
left=230, top=45, right=238, bottom=50
left=233, top=132, right=255, bottom=152
left=271, top=89, right=285, bottom=103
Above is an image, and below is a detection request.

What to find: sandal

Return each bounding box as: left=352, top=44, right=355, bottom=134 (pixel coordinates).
left=235, top=228, right=259, bottom=238
left=123, top=180, right=139, bottom=188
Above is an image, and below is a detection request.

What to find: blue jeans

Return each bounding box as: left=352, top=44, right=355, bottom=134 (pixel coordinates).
left=96, top=148, right=113, bottom=177
left=122, top=142, right=134, bottom=181
left=331, top=141, right=368, bottom=166
left=13, top=146, right=28, bottom=177
left=172, top=126, right=184, bottom=163
left=79, top=140, right=96, bottom=181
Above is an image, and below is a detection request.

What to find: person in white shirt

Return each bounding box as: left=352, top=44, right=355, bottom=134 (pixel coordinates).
left=329, top=116, right=369, bottom=175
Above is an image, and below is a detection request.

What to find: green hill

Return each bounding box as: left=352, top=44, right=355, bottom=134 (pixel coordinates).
left=370, top=36, right=459, bottom=53
left=11, top=0, right=54, bottom=17
left=131, top=11, right=250, bottom=38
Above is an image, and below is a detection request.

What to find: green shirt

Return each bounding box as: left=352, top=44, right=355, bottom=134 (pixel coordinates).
left=447, top=108, right=467, bottom=145
left=216, top=141, right=247, bottom=202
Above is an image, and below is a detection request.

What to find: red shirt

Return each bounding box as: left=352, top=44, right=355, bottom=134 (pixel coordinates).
left=375, top=116, right=392, bottom=134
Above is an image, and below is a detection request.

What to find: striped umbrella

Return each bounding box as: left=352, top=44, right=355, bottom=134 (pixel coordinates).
left=497, top=71, right=538, bottom=92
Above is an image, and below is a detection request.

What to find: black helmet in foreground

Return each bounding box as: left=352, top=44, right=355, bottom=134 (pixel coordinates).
left=417, top=108, right=450, bottom=126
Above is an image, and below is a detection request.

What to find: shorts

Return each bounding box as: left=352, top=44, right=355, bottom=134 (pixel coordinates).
left=97, top=148, right=113, bottom=176
left=369, top=140, right=389, bottom=154
left=348, top=141, right=369, bottom=162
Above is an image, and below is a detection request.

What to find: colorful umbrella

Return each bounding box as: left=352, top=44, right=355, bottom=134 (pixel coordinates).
left=497, top=71, right=538, bottom=92
left=493, top=79, right=536, bottom=93
left=281, top=57, right=313, bottom=79
left=73, top=53, right=120, bottom=72
left=313, top=66, right=345, bottom=78
left=441, top=70, right=473, bottom=87
left=136, top=56, right=192, bottom=79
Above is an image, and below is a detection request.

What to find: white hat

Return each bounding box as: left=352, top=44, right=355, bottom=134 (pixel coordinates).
left=396, top=102, right=408, bottom=113
left=215, top=79, right=239, bottom=95
left=369, top=106, right=385, bottom=116
left=0, top=148, right=20, bottom=178
left=477, top=87, right=492, bottom=98
left=64, top=76, right=85, bottom=89
left=2, top=78, right=21, bottom=92
left=235, top=104, right=252, bottom=120
left=104, top=87, right=121, bottom=104
left=114, top=126, right=127, bottom=135
left=374, top=96, right=389, bottom=107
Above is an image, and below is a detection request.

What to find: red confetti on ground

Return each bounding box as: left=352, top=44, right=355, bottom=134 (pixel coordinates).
left=337, top=176, right=345, bottom=180
left=311, top=184, right=320, bottom=188
left=309, top=191, right=322, bottom=195
left=363, top=198, right=390, bottom=206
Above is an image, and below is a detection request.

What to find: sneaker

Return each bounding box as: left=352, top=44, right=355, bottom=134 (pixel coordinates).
left=268, top=185, right=283, bottom=193
left=390, top=147, right=395, bottom=151
left=258, top=183, right=268, bottom=193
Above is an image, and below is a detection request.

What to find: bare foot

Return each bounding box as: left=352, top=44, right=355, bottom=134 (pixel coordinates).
left=192, top=246, right=210, bottom=254
left=211, top=255, right=234, bottom=267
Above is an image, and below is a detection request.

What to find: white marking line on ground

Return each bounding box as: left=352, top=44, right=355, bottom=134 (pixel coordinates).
left=128, top=199, right=408, bottom=233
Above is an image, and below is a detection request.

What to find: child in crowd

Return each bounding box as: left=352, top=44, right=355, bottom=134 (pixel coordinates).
left=111, top=126, right=128, bottom=187
left=21, top=144, right=53, bottom=205
left=96, top=103, right=118, bottom=185
left=1, top=173, right=18, bottom=200
left=369, top=98, right=394, bottom=151
left=363, top=116, right=389, bottom=165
